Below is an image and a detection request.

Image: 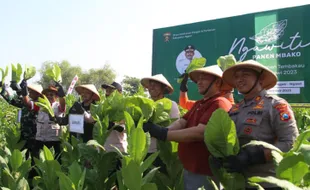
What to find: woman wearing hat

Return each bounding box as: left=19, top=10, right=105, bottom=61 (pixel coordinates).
left=143, top=65, right=232, bottom=190
left=221, top=60, right=299, bottom=189
left=140, top=74, right=180, bottom=173
left=54, top=84, right=100, bottom=143
left=21, top=82, right=66, bottom=159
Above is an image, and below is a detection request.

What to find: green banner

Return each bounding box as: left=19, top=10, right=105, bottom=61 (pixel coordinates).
left=152, top=4, right=310, bottom=103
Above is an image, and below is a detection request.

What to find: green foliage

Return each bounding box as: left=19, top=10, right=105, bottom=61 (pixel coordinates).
left=217, top=54, right=237, bottom=71
left=24, top=65, right=36, bottom=80
left=35, top=95, right=55, bottom=117
left=0, top=66, right=9, bottom=82
left=177, top=57, right=206, bottom=83
left=121, top=75, right=143, bottom=96
left=46, top=63, right=62, bottom=83
left=293, top=107, right=310, bottom=133
left=11, top=63, right=23, bottom=83
left=248, top=129, right=310, bottom=189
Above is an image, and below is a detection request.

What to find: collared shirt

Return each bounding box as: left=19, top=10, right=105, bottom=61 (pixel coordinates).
left=229, top=90, right=299, bottom=187
left=178, top=94, right=232, bottom=175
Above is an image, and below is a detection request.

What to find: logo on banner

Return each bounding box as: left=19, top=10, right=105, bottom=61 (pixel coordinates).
left=228, top=19, right=310, bottom=61
left=163, top=32, right=171, bottom=42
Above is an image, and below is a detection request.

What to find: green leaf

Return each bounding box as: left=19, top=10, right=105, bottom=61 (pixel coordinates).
left=77, top=168, right=86, bottom=190
left=141, top=183, right=158, bottom=190
left=35, top=95, right=55, bottom=117
left=116, top=171, right=126, bottom=190
left=43, top=146, right=54, bottom=161
left=56, top=172, right=75, bottom=190
left=86, top=139, right=106, bottom=151
left=24, top=65, right=36, bottom=80
left=217, top=54, right=237, bottom=71
left=68, top=161, right=82, bottom=188
left=124, top=111, right=135, bottom=134
left=271, top=150, right=283, bottom=167
left=243, top=140, right=283, bottom=154
left=276, top=152, right=308, bottom=183
left=247, top=182, right=265, bottom=190
left=297, top=144, right=310, bottom=165
left=122, top=160, right=142, bottom=190
left=204, top=109, right=239, bottom=157
left=16, top=177, right=30, bottom=190
left=186, top=57, right=207, bottom=73
left=9, top=149, right=23, bottom=172
left=11, top=63, right=23, bottom=82
left=16, top=159, right=31, bottom=182
left=140, top=151, right=159, bottom=173
left=291, top=129, right=310, bottom=152
left=248, top=176, right=303, bottom=190
left=46, top=63, right=62, bottom=83
left=142, top=167, right=160, bottom=185
left=1, top=66, right=9, bottom=82
left=128, top=127, right=147, bottom=163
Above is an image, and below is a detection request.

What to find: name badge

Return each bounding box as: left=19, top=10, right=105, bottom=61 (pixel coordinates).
left=69, top=114, right=84, bottom=134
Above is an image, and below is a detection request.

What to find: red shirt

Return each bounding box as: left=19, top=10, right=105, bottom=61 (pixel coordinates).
left=178, top=94, right=232, bottom=175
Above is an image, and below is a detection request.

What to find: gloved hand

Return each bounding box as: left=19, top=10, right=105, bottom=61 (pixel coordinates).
left=52, top=115, right=69, bottom=125
left=180, top=72, right=189, bottom=92
left=10, top=81, right=21, bottom=91
left=20, top=80, right=28, bottom=96
left=143, top=122, right=168, bottom=141
left=54, top=80, right=66, bottom=98
left=107, top=122, right=115, bottom=130
left=69, top=102, right=85, bottom=114
left=223, top=145, right=266, bottom=173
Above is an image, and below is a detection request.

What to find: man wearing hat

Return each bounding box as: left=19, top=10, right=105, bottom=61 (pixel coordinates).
left=140, top=74, right=180, bottom=173
left=143, top=65, right=232, bottom=190
left=101, top=81, right=122, bottom=97
left=1, top=81, right=43, bottom=159
left=221, top=60, right=299, bottom=189
left=21, top=81, right=66, bottom=159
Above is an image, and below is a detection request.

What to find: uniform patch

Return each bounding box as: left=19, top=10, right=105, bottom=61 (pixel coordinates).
left=231, top=105, right=239, bottom=112
left=253, top=104, right=264, bottom=110
left=244, top=126, right=253, bottom=135
left=274, top=103, right=288, bottom=112
left=280, top=112, right=291, bottom=121
left=246, top=118, right=257, bottom=124
left=247, top=110, right=263, bottom=115
left=255, top=96, right=262, bottom=102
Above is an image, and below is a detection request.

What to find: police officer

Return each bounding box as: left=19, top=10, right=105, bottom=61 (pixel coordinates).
left=221, top=60, right=299, bottom=189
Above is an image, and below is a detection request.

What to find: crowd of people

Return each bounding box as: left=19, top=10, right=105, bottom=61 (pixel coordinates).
left=0, top=58, right=299, bottom=190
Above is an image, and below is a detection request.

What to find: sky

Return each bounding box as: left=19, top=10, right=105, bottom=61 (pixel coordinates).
left=0, top=0, right=309, bottom=84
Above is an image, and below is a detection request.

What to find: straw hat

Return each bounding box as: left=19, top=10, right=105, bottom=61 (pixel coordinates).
left=42, top=85, right=58, bottom=95
left=28, top=84, right=43, bottom=95
left=141, top=74, right=174, bottom=94
left=75, top=84, right=100, bottom=101
left=222, top=60, right=278, bottom=90
left=189, top=65, right=232, bottom=91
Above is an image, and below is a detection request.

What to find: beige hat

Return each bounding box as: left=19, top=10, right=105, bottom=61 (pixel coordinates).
left=75, top=84, right=100, bottom=101
left=141, top=74, right=174, bottom=94
left=189, top=65, right=232, bottom=91
left=222, top=60, right=278, bottom=90
left=28, top=84, right=43, bottom=95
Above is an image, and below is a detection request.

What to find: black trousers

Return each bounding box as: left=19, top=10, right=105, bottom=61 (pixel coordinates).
left=33, top=140, right=61, bottom=161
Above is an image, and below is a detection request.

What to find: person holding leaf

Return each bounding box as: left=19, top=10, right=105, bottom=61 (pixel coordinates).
left=143, top=65, right=232, bottom=190
left=55, top=84, right=101, bottom=143
left=220, top=60, right=299, bottom=189
left=140, top=74, right=180, bottom=173
left=179, top=55, right=235, bottom=110
left=21, top=82, right=66, bottom=159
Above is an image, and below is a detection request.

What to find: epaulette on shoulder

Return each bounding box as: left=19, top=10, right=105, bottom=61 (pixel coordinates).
left=264, top=94, right=282, bottom=100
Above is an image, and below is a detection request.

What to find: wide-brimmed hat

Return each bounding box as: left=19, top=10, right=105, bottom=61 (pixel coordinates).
left=28, top=84, right=43, bottom=95
left=42, top=85, right=58, bottom=95
left=189, top=65, right=232, bottom=91
left=222, top=60, right=278, bottom=90
left=101, top=82, right=122, bottom=92
left=141, top=74, right=174, bottom=94
left=75, top=84, right=100, bottom=101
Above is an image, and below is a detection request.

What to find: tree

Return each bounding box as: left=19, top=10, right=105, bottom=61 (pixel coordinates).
left=79, top=64, right=116, bottom=89
left=38, top=60, right=82, bottom=90
left=121, top=75, right=142, bottom=96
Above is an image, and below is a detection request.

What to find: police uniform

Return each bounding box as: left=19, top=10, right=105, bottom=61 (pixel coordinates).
left=229, top=90, right=299, bottom=187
